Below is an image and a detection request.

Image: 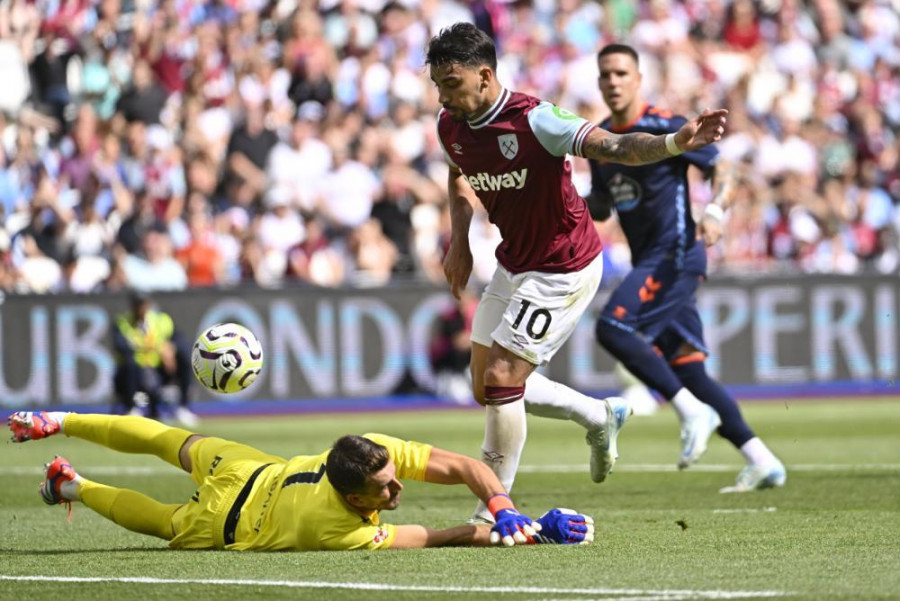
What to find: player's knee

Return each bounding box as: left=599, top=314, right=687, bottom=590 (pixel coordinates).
left=482, top=365, right=525, bottom=405
left=178, top=434, right=207, bottom=473
left=483, top=363, right=516, bottom=388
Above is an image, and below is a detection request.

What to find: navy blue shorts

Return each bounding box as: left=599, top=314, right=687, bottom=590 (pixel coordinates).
left=598, top=259, right=708, bottom=361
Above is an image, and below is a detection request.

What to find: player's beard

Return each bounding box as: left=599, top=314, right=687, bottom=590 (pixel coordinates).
left=443, top=105, right=469, bottom=122
left=383, top=492, right=401, bottom=510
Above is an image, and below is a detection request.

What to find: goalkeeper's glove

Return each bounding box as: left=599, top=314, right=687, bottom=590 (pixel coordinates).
left=532, top=508, right=595, bottom=545
left=486, top=493, right=541, bottom=547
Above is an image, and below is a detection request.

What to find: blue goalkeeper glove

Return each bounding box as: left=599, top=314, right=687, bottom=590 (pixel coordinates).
left=490, top=508, right=541, bottom=546
left=533, top=508, right=595, bottom=545
left=487, top=494, right=541, bottom=547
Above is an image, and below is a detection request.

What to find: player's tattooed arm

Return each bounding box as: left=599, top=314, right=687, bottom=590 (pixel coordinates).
left=582, top=108, right=728, bottom=166
left=582, top=129, right=672, bottom=165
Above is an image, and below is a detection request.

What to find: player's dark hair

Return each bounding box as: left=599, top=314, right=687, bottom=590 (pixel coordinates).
left=326, top=435, right=391, bottom=496
left=426, top=22, right=497, bottom=72
left=597, top=43, right=639, bottom=66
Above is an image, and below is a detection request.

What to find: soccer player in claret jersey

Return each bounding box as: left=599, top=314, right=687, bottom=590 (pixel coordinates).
left=426, top=23, right=729, bottom=520
left=8, top=411, right=594, bottom=549
left=587, top=44, right=786, bottom=493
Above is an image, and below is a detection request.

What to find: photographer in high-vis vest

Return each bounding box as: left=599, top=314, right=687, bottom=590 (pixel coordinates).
left=113, top=291, right=197, bottom=426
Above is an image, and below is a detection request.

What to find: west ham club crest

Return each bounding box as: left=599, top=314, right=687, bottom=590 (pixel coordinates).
left=497, top=133, right=519, bottom=159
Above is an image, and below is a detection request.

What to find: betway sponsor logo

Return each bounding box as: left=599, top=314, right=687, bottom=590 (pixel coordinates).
left=466, top=168, right=528, bottom=192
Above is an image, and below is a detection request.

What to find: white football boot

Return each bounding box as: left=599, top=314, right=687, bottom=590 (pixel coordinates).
left=677, top=404, right=721, bottom=470
left=719, top=461, right=787, bottom=494
left=586, top=396, right=633, bottom=483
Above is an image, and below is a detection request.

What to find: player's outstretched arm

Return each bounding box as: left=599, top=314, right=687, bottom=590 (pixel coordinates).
left=423, top=447, right=540, bottom=546
left=444, top=168, right=476, bottom=300
left=390, top=523, right=493, bottom=548
left=424, top=447, right=504, bottom=497
left=582, top=109, right=728, bottom=166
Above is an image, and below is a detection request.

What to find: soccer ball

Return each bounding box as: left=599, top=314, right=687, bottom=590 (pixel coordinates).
left=191, top=323, right=264, bottom=394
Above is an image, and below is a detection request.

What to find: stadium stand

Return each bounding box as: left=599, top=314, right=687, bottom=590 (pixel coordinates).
left=0, top=0, right=896, bottom=294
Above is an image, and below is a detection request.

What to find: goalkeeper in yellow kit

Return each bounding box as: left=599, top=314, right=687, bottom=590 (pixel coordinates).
left=8, top=411, right=594, bottom=550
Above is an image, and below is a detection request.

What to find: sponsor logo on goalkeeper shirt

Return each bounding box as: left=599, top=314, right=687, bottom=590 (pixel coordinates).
left=373, top=526, right=389, bottom=544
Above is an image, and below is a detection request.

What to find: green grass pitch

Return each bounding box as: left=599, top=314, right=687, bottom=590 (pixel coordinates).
left=2, top=398, right=899, bottom=601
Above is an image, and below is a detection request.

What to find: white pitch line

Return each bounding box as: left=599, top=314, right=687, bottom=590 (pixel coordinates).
left=518, top=463, right=900, bottom=474
left=0, top=575, right=790, bottom=599
left=0, top=463, right=898, bottom=476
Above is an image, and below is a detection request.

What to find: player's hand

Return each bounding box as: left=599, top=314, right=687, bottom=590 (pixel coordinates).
left=533, top=508, right=595, bottom=544
left=442, top=242, right=473, bottom=300
left=698, top=214, right=723, bottom=247
left=489, top=508, right=541, bottom=547
left=674, top=109, right=728, bottom=151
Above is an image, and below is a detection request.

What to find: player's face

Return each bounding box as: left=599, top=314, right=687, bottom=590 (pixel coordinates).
left=357, top=461, right=404, bottom=511
left=430, top=63, right=490, bottom=122
left=598, top=53, right=642, bottom=115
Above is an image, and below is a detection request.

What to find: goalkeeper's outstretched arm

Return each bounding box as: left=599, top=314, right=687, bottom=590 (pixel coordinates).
left=388, top=447, right=535, bottom=548
left=390, top=523, right=492, bottom=548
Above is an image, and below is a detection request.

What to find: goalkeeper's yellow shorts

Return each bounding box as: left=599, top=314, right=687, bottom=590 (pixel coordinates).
left=169, top=437, right=285, bottom=550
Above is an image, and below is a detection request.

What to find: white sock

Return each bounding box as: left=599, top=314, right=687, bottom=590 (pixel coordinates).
left=60, top=475, right=83, bottom=501
left=47, top=411, right=70, bottom=433
left=670, top=388, right=705, bottom=421
left=524, top=372, right=607, bottom=431
left=471, top=401, right=527, bottom=521
left=740, top=437, right=779, bottom=467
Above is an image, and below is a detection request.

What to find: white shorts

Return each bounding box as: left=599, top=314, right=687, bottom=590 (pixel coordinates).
left=471, top=252, right=604, bottom=365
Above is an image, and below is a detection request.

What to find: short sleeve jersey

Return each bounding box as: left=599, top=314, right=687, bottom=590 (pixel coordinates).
left=437, top=89, right=602, bottom=274
left=232, top=434, right=433, bottom=551
left=588, top=105, right=718, bottom=272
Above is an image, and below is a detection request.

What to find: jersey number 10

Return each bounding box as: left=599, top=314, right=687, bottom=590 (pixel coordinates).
left=512, top=300, right=552, bottom=340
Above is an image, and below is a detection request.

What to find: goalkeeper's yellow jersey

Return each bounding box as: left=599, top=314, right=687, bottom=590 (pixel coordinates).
left=229, top=434, right=432, bottom=551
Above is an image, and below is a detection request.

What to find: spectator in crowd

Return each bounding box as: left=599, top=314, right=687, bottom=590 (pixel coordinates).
left=115, top=59, right=168, bottom=126
left=266, top=100, right=333, bottom=215
left=287, top=216, right=345, bottom=287
left=224, top=98, right=279, bottom=208
left=121, top=227, right=188, bottom=292
left=175, top=207, right=223, bottom=288
left=112, top=291, right=196, bottom=425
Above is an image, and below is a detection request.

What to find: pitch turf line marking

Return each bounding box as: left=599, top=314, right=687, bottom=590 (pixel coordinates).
left=1, top=463, right=898, bottom=476
left=712, top=507, right=778, bottom=514
left=518, top=463, right=900, bottom=474
left=0, top=575, right=789, bottom=599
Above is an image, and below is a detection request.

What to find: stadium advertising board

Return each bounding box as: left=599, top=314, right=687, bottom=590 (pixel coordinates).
left=0, top=275, right=896, bottom=407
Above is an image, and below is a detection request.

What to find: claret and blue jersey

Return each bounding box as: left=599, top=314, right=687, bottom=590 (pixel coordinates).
left=589, top=104, right=718, bottom=274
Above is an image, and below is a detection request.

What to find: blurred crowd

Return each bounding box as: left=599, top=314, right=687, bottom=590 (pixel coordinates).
left=0, top=0, right=897, bottom=294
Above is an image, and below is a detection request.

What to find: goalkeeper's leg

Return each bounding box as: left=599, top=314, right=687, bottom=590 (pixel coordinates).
left=62, top=414, right=193, bottom=471
left=80, top=480, right=182, bottom=540
left=42, top=456, right=181, bottom=540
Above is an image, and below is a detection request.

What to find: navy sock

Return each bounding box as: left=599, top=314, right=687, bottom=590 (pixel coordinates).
left=672, top=361, right=755, bottom=448
left=595, top=319, right=683, bottom=399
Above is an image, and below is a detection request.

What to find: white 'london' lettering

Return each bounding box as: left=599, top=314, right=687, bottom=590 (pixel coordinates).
left=466, top=168, right=528, bottom=192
